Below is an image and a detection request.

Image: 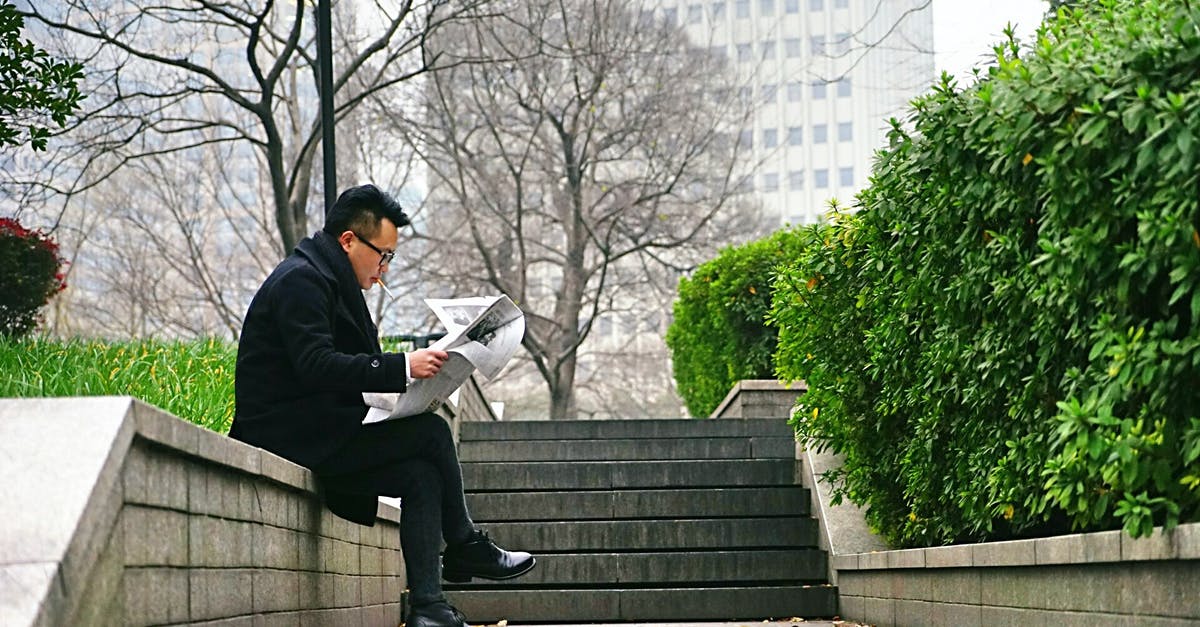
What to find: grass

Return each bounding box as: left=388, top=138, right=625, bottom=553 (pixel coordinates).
left=0, top=336, right=236, bottom=433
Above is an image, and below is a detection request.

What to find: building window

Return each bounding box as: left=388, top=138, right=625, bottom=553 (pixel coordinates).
left=788, top=170, right=804, bottom=190
left=812, top=81, right=827, bottom=99
left=813, top=123, right=828, bottom=143
left=738, top=86, right=752, bottom=103
left=838, top=121, right=853, bottom=141
left=835, top=0, right=848, bottom=7
left=761, top=83, right=778, bottom=104
left=785, top=0, right=800, bottom=13
left=763, top=128, right=778, bottom=147
left=737, top=175, right=754, bottom=192
left=663, top=7, right=677, bottom=25
left=737, top=43, right=753, bottom=62
left=687, top=3, right=704, bottom=23
left=837, top=77, right=852, bottom=97
left=760, top=0, right=775, bottom=16
left=787, top=126, right=803, bottom=145
left=710, top=46, right=726, bottom=60
left=712, top=1, right=727, bottom=19
left=815, top=168, right=829, bottom=188
left=763, top=172, right=779, bottom=192
left=738, top=129, right=753, bottom=149
left=761, top=40, right=776, bottom=60
left=810, top=0, right=824, bottom=10
left=785, top=37, right=802, bottom=58
left=810, top=35, right=826, bottom=55
left=787, top=81, right=803, bottom=102
left=839, top=166, right=854, bottom=187
left=736, top=0, right=750, bottom=18
left=834, top=32, right=851, bottom=54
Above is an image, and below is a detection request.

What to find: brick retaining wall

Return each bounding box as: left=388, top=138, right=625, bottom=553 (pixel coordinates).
left=1, top=397, right=406, bottom=626
left=833, top=525, right=1200, bottom=626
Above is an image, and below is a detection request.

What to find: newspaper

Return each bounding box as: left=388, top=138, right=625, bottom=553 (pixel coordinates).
left=361, top=295, right=524, bottom=422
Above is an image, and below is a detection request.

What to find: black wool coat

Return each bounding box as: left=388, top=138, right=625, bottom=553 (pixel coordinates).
left=229, top=231, right=408, bottom=525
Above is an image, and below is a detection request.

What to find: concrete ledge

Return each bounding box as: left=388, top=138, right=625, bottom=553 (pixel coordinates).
left=710, top=379, right=807, bottom=419
left=0, top=397, right=404, bottom=627
left=835, top=525, right=1200, bottom=625
left=839, top=523, right=1200, bottom=570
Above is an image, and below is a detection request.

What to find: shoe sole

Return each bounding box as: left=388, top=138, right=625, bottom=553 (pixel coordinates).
left=443, top=557, right=536, bottom=583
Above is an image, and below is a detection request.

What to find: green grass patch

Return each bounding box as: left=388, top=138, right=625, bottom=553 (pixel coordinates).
left=0, top=336, right=235, bottom=433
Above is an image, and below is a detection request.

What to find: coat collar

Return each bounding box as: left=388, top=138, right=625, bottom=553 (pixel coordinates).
left=294, top=231, right=380, bottom=351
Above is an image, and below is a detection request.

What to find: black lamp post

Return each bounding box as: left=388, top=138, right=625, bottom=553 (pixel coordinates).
left=318, top=0, right=336, bottom=215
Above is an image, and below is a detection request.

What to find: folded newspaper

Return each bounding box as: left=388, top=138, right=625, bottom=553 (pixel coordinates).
left=362, top=295, right=525, bottom=423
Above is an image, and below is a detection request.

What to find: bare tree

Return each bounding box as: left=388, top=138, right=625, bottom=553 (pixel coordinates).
left=12, top=0, right=490, bottom=256
left=5, top=0, right=494, bottom=338
left=391, top=0, right=761, bottom=420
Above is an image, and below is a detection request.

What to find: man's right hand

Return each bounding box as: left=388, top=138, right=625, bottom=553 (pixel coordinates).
left=408, top=349, right=449, bottom=379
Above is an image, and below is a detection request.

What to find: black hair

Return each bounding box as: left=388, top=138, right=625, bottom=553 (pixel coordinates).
left=322, top=184, right=410, bottom=238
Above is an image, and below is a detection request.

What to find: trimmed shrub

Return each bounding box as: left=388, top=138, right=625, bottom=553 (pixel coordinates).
left=771, top=0, right=1200, bottom=547
left=0, top=217, right=67, bottom=337
left=667, top=228, right=807, bottom=417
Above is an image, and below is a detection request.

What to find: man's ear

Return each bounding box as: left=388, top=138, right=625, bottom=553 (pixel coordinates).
left=337, top=230, right=354, bottom=253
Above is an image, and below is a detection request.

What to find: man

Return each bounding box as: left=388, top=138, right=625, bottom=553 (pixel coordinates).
left=230, top=184, right=534, bottom=627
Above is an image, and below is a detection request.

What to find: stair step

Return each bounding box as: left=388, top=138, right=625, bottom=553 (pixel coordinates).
left=459, top=437, right=796, bottom=461
left=460, top=418, right=793, bottom=441
left=466, top=487, right=811, bottom=521
left=462, top=459, right=797, bottom=491
left=445, top=585, right=838, bottom=623
left=476, top=517, right=818, bottom=550
left=445, top=549, right=826, bottom=586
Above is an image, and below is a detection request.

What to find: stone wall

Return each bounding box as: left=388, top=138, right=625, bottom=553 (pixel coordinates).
left=833, top=525, right=1200, bottom=626
left=709, top=379, right=807, bottom=419
left=0, top=397, right=406, bottom=627
left=714, top=380, right=1200, bottom=625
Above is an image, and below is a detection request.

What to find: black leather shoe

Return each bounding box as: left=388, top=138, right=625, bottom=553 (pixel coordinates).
left=442, top=529, right=536, bottom=583
left=406, top=600, right=469, bottom=627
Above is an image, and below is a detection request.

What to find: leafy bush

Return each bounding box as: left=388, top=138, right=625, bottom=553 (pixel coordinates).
left=0, top=337, right=236, bottom=433
left=0, top=1, right=84, bottom=150
left=771, top=0, right=1200, bottom=546
left=0, top=217, right=67, bottom=337
left=667, top=228, right=807, bottom=417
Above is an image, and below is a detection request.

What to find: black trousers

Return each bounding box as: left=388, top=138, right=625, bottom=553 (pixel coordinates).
left=314, top=412, right=475, bottom=606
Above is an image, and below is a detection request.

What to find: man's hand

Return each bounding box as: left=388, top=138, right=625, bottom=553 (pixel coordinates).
left=408, top=349, right=449, bottom=379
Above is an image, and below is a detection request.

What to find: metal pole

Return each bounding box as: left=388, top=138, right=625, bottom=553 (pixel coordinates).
left=318, top=0, right=336, bottom=215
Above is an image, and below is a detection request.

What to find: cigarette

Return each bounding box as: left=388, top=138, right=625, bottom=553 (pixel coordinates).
left=375, top=278, right=396, bottom=299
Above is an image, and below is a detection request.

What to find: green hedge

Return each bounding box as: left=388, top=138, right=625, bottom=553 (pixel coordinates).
left=667, top=228, right=807, bottom=417
left=771, top=0, right=1200, bottom=547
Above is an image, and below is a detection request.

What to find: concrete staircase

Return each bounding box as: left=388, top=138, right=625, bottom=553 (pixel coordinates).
left=445, top=418, right=837, bottom=623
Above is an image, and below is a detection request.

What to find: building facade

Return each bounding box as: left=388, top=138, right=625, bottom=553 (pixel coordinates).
left=667, top=0, right=935, bottom=225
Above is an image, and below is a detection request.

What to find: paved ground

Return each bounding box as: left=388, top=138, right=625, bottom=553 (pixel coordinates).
left=496, top=614, right=864, bottom=619
left=500, top=622, right=865, bottom=627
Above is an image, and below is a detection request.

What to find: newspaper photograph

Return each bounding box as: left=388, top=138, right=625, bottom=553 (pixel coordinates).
left=362, top=295, right=524, bottom=422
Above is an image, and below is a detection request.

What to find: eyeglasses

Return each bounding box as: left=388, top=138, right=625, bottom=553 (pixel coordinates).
left=353, top=232, right=396, bottom=267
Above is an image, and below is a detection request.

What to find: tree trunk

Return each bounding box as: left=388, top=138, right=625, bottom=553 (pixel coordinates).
left=548, top=353, right=578, bottom=420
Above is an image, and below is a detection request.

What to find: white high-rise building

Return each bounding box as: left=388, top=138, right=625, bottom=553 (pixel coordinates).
left=666, top=0, right=935, bottom=225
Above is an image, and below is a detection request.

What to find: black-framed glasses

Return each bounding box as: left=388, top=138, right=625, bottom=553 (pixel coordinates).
left=353, top=232, right=396, bottom=267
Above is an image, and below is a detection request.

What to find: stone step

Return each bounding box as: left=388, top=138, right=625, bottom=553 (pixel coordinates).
left=444, top=549, right=826, bottom=587
left=459, top=437, right=796, bottom=462
left=462, top=459, right=797, bottom=491
left=477, top=517, right=819, bottom=551
left=445, top=585, right=838, bottom=623
left=460, top=418, right=794, bottom=442
left=466, top=487, right=811, bottom=521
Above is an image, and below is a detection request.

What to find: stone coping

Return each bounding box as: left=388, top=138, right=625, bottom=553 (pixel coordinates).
left=709, top=379, right=808, bottom=419
left=832, top=522, right=1200, bottom=572
left=130, top=397, right=404, bottom=525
